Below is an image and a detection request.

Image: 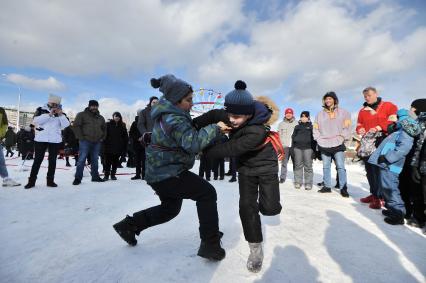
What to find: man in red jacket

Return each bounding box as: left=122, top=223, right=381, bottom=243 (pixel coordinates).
left=356, top=87, right=397, bottom=209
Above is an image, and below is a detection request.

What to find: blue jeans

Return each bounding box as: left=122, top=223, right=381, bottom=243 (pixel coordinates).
left=380, top=169, right=405, bottom=217
left=75, top=140, right=101, bottom=180
left=321, top=151, right=347, bottom=189
left=0, top=145, right=9, bottom=178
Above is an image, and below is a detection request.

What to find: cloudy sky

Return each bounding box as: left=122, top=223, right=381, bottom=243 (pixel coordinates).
left=0, top=0, right=425, bottom=122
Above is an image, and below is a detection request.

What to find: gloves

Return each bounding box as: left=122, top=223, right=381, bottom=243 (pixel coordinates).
left=411, top=166, right=421, bottom=184
left=378, top=155, right=387, bottom=164
left=141, top=132, right=152, bottom=147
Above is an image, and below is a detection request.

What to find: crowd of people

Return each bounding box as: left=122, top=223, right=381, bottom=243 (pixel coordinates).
left=1, top=75, right=425, bottom=273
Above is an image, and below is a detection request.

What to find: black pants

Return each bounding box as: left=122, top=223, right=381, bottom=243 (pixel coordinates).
left=229, top=157, right=237, bottom=178
left=400, top=166, right=426, bottom=222
left=134, top=146, right=145, bottom=178
left=29, top=142, right=59, bottom=181
left=212, top=158, right=225, bottom=179
left=199, top=154, right=212, bottom=179
left=104, top=153, right=121, bottom=176
left=132, top=171, right=219, bottom=240
left=238, top=174, right=282, bottom=243
left=5, top=146, right=13, bottom=156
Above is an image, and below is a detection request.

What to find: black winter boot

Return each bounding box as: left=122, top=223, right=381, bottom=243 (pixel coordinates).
left=103, top=173, right=110, bottom=181
left=113, top=215, right=139, bottom=246
left=197, top=232, right=226, bottom=261
left=384, top=216, right=405, bottom=225
left=47, top=178, right=58, bottom=187
left=318, top=187, right=332, bottom=193
left=110, top=174, right=117, bottom=180
left=24, top=178, right=36, bottom=189
left=340, top=185, right=349, bottom=198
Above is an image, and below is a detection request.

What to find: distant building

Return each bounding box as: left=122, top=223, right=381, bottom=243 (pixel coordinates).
left=4, top=108, right=34, bottom=129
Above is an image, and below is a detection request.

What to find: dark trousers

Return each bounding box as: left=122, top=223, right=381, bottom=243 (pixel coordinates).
left=212, top=158, right=225, bottom=179
left=238, top=174, right=282, bottom=243
left=364, top=158, right=382, bottom=197
left=134, top=146, right=145, bottom=178
left=104, top=153, right=121, bottom=176
left=132, top=171, right=219, bottom=240
left=400, top=165, right=426, bottom=222
left=29, top=142, right=59, bottom=181
left=5, top=146, right=13, bottom=156
left=199, top=154, right=212, bottom=179
left=229, top=157, right=237, bottom=178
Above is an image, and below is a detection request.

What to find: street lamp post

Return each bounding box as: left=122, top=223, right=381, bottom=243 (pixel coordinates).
left=1, top=74, right=22, bottom=129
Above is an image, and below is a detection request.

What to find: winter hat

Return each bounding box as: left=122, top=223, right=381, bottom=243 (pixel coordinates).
left=150, top=74, right=192, bottom=104
left=285, top=108, right=294, bottom=115
left=411, top=99, right=426, bottom=115
left=112, top=111, right=122, bottom=120
left=300, top=111, right=310, bottom=118
left=224, top=80, right=255, bottom=115
left=88, top=100, right=99, bottom=107
left=397, top=108, right=421, bottom=137
left=48, top=94, right=61, bottom=104
left=323, top=91, right=339, bottom=105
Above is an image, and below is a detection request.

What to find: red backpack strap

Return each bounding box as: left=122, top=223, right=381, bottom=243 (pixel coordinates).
left=256, top=131, right=285, bottom=161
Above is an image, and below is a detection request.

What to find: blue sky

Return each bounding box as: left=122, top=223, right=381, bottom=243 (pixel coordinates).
left=0, top=0, right=425, bottom=123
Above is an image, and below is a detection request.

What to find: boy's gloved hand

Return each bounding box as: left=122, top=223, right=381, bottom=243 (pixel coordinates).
left=378, top=155, right=388, bottom=164
left=411, top=166, right=421, bottom=184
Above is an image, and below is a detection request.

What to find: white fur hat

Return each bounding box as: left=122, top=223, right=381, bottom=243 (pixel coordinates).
left=48, top=94, right=62, bottom=104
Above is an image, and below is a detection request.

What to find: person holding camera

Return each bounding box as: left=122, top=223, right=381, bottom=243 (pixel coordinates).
left=24, top=94, right=70, bottom=189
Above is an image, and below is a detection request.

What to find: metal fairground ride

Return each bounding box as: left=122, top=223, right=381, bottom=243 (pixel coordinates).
left=191, top=88, right=224, bottom=117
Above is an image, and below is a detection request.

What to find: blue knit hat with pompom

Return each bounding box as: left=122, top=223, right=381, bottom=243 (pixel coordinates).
left=224, top=80, right=255, bottom=115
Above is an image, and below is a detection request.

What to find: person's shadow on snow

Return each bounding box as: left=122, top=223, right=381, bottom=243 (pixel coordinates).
left=254, top=245, right=320, bottom=283
left=325, top=210, right=419, bottom=283
left=347, top=182, right=426, bottom=280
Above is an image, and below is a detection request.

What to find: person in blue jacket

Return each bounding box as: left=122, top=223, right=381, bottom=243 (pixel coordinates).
left=368, top=109, right=421, bottom=225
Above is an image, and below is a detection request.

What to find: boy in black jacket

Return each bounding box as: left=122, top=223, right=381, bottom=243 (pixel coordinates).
left=193, top=81, right=282, bottom=273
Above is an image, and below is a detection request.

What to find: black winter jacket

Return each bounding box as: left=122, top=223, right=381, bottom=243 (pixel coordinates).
left=103, top=121, right=129, bottom=155
left=137, top=106, right=155, bottom=136
left=62, top=126, right=78, bottom=149
left=193, top=102, right=278, bottom=176
left=292, top=121, right=315, bottom=150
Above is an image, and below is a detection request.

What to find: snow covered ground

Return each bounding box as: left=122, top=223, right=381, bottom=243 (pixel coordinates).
left=1, top=154, right=425, bottom=283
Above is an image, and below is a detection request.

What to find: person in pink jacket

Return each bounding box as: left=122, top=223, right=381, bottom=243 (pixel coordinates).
left=313, top=92, right=352, bottom=197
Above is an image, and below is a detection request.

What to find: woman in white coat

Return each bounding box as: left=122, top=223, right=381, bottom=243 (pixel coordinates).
left=24, top=94, right=70, bottom=189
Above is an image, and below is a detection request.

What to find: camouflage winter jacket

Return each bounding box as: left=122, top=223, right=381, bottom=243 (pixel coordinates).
left=411, top=112, right=426, bottom=175
left=145, top=97, right=220, bottom=184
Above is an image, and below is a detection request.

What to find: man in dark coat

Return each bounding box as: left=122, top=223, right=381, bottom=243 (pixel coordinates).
left=129, top=115, right=143, bottom=179
left=135, top=96, right=158, bottom=180
left=4, top=126, right=17, bottom=157
left=103, top=112, right=129, bottom=180
left=72, top=100, right=106, bottom=185
left=63, top=121, right=79, bottom=166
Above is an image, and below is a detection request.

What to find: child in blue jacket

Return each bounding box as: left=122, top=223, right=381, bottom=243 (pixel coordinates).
left=368, top=109, right=421, bottom=225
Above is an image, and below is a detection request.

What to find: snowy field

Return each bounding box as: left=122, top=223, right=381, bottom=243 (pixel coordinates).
left=1, top=154, right=425, bottom=283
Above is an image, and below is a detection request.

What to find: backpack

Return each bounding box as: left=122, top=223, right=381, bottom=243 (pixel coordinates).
left=257, top=131, right=285, bottom=161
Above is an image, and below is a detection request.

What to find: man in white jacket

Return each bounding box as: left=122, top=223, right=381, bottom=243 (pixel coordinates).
left=24, top=94, right=70, bottom=189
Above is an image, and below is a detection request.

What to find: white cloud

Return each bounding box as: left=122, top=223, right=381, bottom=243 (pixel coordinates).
left=0, top=0, right=244, bottom=76
left=196, top=0, right=426, bottom=102
left=4, top=73, right=65, bottom=91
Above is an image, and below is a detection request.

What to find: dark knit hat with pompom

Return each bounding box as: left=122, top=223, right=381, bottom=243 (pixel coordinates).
left=150, top=74, right=192, bottom=104
left=224, top=80, right=255, bottom=115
